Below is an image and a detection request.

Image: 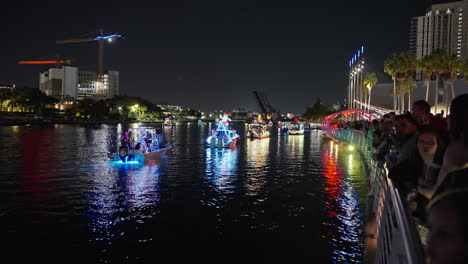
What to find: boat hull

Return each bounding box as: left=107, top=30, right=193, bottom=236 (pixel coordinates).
left=288, top=129, right=304, bottom=135
left=249, top=132, right=270, bottom=139
left=113, top=146, right=172, bottom=163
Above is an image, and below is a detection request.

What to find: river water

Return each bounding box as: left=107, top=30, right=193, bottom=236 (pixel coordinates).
left=0, top=122, right=367, bottom=263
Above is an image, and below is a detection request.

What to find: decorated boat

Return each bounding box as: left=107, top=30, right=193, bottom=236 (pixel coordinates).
left=284, top=117, right=304, bottom=135
left=248, top=114, right=270, bottom=139
left=287, top=123, right=304, bottom=135
left=206, top=113, right=240, bottom=149
left=113, top=127, right=172, bottom=163
left=163, top=117, right=173, bottom=126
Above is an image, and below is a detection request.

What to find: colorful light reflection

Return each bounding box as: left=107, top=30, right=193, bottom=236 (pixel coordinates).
left=320, top=140, right=365, bottom=263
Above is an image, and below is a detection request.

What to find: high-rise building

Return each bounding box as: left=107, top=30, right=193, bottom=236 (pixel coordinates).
left=39, top=66, right=119, bottom=100
left=410, top=0, right=467, bottom=80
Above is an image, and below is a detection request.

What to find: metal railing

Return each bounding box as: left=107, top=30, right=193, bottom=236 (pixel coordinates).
left=329, top=129, right=426, bottom=264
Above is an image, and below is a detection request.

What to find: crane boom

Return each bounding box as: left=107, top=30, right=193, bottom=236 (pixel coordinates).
left=56, top=37, right=95, bottom=44
left=19, top=60, right=70, bottom=64
left=253, top=91, right=281, bottom=121
left=56, top=29, right=122, bottom=96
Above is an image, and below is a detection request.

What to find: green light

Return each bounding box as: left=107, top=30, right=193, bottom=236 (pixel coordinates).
left=348, top=145, right=354, bottom=151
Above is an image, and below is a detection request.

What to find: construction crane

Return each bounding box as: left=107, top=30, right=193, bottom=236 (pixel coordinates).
left=56, top=29, right=122, bottom=95
left=18, top=54, right=71, bottom=68
left=253, top=91, right=281, bottom=122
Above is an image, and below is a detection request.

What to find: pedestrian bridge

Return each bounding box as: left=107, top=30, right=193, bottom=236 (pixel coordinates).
left=321, top=110, right=425, bottom=264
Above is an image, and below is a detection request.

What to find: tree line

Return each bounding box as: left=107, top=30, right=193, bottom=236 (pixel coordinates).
left=0, top=87, right=202, bottom=122
left=384, top=50, right=468, bottom=115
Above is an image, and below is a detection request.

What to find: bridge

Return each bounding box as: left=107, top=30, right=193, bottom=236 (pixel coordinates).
left=321, top=109, right=425, bottom=264
left=353, top=100, right=393, bottom=116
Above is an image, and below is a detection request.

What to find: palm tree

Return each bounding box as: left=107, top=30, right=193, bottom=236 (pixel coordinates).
left=402, top=79, right=417, bottom=108
left=431, top=50, right=445, bottom=114
left=440, top=53, right=460, bottom=115
left=0, top=88, right=12, bottom=111
left=420, top=54, right=434, bottom=102
left=384, top=54, right=400, bottom=112
left=363, top=72, right=378, bottom=111
left=394, top=53, right=407, bottom=113
left=394, top=80, right=402, bottom=111
left=401, top=52, right=417, bottom=112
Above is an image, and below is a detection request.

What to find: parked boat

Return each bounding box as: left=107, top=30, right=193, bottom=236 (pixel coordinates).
left=113, top=127, right=171, bottom=163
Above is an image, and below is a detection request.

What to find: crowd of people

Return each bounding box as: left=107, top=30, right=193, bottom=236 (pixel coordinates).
left=121, top=127, right=165, bottom=156
left=367, top=95, right=468, bottom=264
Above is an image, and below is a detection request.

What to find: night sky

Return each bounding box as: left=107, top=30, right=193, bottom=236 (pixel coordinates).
left=1, top=0, right=441, bottom=113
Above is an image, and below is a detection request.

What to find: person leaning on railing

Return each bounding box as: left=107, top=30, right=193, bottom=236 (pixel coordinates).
left=372, top=118, right=394, bottom=162
left=418, top=94, right=468, bottom=200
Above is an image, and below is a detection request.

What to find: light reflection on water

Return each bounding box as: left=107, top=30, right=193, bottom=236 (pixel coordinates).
left=245, top=137, right=270, bottom=196
left=320, top=139, right=366, bottom=263
left=205, top=148, right=239, bottom=196
left=0, top=124, right=367, bottom=263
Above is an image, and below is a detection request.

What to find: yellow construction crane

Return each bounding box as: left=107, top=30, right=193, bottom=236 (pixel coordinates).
left=56, top=29, right=122, bottom=95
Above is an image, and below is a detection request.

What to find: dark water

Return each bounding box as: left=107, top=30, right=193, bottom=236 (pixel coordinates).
left=0, top=122, right=367, bottom=263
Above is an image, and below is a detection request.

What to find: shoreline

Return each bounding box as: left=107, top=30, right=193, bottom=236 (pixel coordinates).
left=0, top=119, right=242, bottom=126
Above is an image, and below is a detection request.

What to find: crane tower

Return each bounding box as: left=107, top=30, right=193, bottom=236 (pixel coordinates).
left=56, top=29, right=122, bottom=95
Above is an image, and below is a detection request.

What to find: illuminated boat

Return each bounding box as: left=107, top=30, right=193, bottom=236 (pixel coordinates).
left=113, top=127, right=172, bottom=163
left=206, top=113, right=240, bottom=149
left=248, top=123, right=270, bottom=139
left=287, top=122, right=304, bottom=135
left=285, top=117, right=305, bottom=135
left=163, top=117, right=173, bottom=126
left=286, top=122, right=304, bottom=135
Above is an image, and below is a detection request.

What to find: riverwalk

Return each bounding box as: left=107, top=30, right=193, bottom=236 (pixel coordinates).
left=324, top=128, right=426, bottom=264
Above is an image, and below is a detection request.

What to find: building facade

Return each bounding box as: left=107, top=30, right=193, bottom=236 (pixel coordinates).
left=0, top=84, right=15, bottom=91
left=39, top=66, right=119, bottom=100
left=410, top=0, right=467, bottom=80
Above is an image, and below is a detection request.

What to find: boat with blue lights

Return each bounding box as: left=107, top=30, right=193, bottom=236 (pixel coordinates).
left=206, top=113, right=240, bottom=149
left=113, top=127, right=172, bottom=163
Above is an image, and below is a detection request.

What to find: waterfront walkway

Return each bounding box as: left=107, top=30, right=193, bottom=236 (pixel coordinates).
left=322, top=120, right=426, bottom=263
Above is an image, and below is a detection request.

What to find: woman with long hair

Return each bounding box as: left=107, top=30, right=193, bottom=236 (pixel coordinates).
left=419, top=94, right=468, bottom=199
